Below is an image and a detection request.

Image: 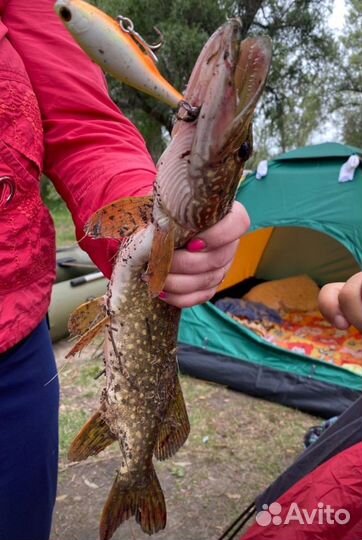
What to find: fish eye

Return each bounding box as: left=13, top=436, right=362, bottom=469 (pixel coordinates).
left=238, top=141, right=252, bottom=162
left=59, top=6, right=72, bottom=22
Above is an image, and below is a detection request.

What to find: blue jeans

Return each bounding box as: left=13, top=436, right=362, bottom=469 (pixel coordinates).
left=0, top=320, right=59, bottom=540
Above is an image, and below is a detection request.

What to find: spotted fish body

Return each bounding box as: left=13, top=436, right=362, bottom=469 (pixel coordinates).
left=66, top=15, right=271, bottom=540
left=102, top=229, right=183, bottom=470
left=68, top=225, right=188, bottom=539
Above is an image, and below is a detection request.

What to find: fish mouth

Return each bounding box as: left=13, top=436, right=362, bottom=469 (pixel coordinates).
left=235, top=36, right=272, bottom=125
left=216, top=34, right=272, bottom=156
left=184, top=22, right=271, bottom=163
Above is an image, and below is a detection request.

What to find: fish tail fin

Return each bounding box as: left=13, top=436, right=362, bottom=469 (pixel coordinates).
left=68, top=410, right=117, bottom=462
left=100, top=466, right=166, bottom=540
left=154, top=377, right=190, bottom=460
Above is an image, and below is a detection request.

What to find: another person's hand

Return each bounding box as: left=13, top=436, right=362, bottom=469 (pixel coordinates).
left=318, top=272, right=362, bottom=332
left=161, top=201, right=250, bottom=308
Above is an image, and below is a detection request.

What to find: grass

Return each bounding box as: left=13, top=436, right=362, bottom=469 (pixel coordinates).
left=59, top=408, right=89, bottom=457
left=50, top=202, right=76, bottom=248
left=57, top=353, right=104, bottom=456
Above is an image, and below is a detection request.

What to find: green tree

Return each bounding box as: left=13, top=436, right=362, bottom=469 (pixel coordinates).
left=95, top=0, right=233, bottom=159
left=250, top=0, right=337, bottom=153
left=337, top=0, right=362, bottom=148
left=93, top=0, right=338, bottom=160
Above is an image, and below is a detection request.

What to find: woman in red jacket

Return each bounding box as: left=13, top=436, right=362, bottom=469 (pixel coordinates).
left=0, top=1, right=249, bottom=539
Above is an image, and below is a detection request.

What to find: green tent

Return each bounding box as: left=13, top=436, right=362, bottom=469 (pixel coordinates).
left=178, top=142, right=362, bottom=417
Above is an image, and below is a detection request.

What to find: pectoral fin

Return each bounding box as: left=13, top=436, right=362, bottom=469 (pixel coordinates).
left=147, top=222, right=175, bottom=297
left=68, top=296, right=106, bottom=337
left=85, top=196, right=153, bottom=239
left=68, top=410, right=117, bottom=462
left=66, top=315, right=110, bottom=358
left=154, top=377, right=190, bottom=461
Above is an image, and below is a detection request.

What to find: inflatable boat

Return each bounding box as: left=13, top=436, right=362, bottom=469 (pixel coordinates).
left=49, top=246, right=107, bottom=342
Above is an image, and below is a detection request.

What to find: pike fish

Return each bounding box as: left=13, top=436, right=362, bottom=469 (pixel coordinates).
left=65, top=15, right=271, bottom=540
left=54, top=0, right=184, bottom=108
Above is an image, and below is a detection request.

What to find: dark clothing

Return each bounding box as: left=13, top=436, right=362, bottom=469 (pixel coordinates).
left=0, top=320, right=59, bottom=540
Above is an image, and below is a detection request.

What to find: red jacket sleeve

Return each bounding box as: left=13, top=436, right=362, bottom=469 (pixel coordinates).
left=2, top=0, right=157, bottom=277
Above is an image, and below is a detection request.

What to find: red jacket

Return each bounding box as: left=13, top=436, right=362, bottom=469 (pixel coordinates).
left=0, top=0, right=156, bottom=353
left=241, top=442, right=362, bottom=540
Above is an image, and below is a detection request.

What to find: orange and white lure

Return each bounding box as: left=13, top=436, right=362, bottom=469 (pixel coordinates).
left=54, top=0, right=184, bottom=108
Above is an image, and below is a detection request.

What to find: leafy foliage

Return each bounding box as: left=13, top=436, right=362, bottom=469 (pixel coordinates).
left=92, top=0, right=343, bottom=161
left=94, top=0, right=231, bottom=158
left=337, top=0, right=362, bottom=147
left=251, top=0, right=337, bottom=153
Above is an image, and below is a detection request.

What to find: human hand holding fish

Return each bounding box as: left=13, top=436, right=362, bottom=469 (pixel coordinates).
left=56, top=2, right=271, bottom=539
left=162, top=200, right=250, bottom=307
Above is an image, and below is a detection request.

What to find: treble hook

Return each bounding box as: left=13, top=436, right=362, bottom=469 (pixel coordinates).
left=117, top=15, right=164, bottom=64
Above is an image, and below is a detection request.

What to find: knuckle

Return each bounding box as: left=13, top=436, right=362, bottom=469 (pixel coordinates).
left=179, top=289, right=216, bottom=308
left=209, top=251, right=227, bottom=270
left=203, top=269, right=224, bottom=289
left=201, top=288, right=216, bottom=304
left=233, top=201, right=250, bottom=229
left=206, top=288, right=217, bottom=302
left=167, top=296, right=183, bottom=309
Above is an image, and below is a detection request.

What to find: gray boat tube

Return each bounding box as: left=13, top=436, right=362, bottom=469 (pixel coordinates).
left=56, top=245, right=98, bottom=282
left=50, top=247, right=108, bottom=341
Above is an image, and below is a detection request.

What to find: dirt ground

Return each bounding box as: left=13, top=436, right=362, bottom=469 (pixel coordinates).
left=51, top=339, right=318, bottom=540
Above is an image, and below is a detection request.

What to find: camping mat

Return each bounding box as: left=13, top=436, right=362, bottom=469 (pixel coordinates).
left=229, top=308, right=362, bottom=375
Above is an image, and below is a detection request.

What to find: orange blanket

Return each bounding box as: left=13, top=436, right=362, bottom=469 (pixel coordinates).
left=232, top=310, right=362, bottom=375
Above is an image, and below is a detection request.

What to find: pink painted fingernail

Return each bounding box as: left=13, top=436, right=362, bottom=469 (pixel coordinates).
left=187, top=238, right=206, bottom=252
left=159, top=291, right=168, bottom=300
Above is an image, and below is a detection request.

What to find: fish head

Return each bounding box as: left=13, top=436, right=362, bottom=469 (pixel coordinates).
left=155, top=20, right=272, bottom=231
